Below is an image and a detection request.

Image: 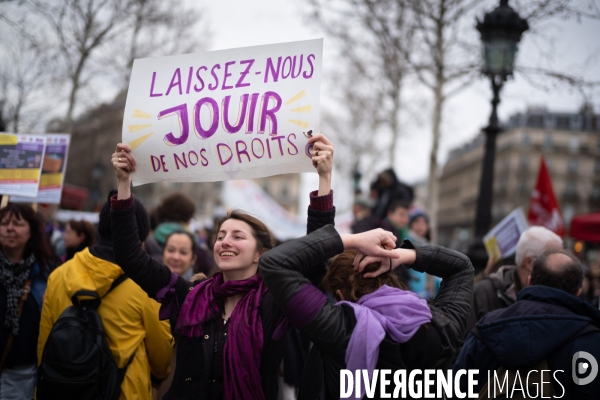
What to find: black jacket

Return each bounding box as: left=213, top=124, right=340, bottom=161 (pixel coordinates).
left=455, top=285, right=600, bottom=400
left=260, top=226, right=474, bottom=400
left=111, top=200, right=334, bottom=400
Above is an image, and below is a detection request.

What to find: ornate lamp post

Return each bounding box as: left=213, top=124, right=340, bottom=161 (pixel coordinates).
left=467, top=0, right=528, bottom=271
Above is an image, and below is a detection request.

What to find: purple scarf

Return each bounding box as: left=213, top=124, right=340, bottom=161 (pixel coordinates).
left=177, top=272, right=268, bottom=400
left=337, top=285, right=432, bottom=399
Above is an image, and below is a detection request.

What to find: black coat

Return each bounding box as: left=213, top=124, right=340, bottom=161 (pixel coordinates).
left=111, top=200, right=335, bottom=399
left=260, top=226, right=474, bottom=400
left=455, top=285, right=600, bottom=400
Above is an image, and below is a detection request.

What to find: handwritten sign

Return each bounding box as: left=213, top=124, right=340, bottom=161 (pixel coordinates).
left=12, top=134, right=71, bottom=204
left=0, top=133, right=46, bottom=198
left=484, top=208, right=529, bottom=264
left=123, top=39, right=323, bottom=186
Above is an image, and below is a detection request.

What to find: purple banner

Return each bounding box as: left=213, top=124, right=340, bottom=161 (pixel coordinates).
left=16, top=143, right=45, bottom=152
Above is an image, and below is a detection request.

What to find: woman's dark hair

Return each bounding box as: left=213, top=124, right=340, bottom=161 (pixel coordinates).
left=211, top=210, right=275, bottom=253
left=156, top=192, right=196, bottom=224
left=0, top=203, right=54, bottom=269
left=322, top=250, right=407, bottom=302
left=67, top=219, right=96, bottom=248
left=163, top=230, right=197, bottom=255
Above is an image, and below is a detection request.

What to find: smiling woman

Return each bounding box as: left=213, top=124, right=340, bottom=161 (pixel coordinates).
left=0, top=203, right=53, bottom=399
left=109, top=133, right=335, bottom=400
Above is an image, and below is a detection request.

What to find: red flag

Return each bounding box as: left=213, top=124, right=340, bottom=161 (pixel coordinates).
left=528, top=156, right=565, bottom=236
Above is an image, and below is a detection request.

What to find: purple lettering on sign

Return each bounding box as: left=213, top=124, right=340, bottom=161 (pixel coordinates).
left=217, top=143, right=233, bottom=165
left=150, top=72, right=163, bottom=97
left=292, top=55, right=303, bottom=78
left=151, top=155, right=162, bottom=172
left=259, top=91, right=282, bottom=135
left=158, top=104, right=189, bottom=146
left=246, top=93, right=259, bottom=134
left=264, top=57, right=282, bottom=83
left=287, top=133, right=299, bottom=155
left=186, top=67, right=193, bottom=94
left=222, top=94, right=249, bottom=133
left=281, top=56, right=293, bottom=79
left=271, top=135, right=285, bottom=156
left=200, top=149, right=209, bottom=166
left=174, top=152, right=188, bottom=169
left=303, top=54, right=315, bottom=79
left=235, top=140, right=251, bottom=163
left=188, top=150, right=199, bottom=166
left=236, top=59, right=254, bottom=88
left=194, top=66, right=207, bottom=92
left=160, top=155, right=169, bottom=172
left=222, top=61, right=235, bottom=90
left=209, top=64, right=221, bottom=90
left=251, top=138, right=264, bottom=159
left=166, top=68, right=183, bottom=96
left=194, top=98, right=219, bottom=140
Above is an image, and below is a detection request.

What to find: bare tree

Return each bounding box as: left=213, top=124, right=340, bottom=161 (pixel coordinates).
left=308, top=0, right=415, bottom=166
left=1, top=0, right=209, bottom=131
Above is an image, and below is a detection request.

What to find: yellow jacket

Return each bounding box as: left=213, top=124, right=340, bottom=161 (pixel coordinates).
left=38, top=247, right=172, bottom=400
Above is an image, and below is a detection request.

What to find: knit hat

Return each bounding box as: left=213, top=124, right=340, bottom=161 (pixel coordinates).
left=409, top=207, right=429, bottom=226
left=153, top=222, right=186, bottom=245
left=98, top=190, right=151, bottom=242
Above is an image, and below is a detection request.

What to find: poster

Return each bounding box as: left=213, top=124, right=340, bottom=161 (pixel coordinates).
left=123, top=39, right=323, bottom=186
left=0, top=133, right=46, bottom=198
left=484, top=208, right=529, bottom=264
left=12, top=134, right=71, bottom=204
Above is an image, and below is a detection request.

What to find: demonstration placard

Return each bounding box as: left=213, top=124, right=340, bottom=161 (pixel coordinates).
left=12, top=134, right=71, bottom=204
left=123, top=39, right=323, bottom=186
left=0, top=133, right=46, bottom=198
left=484, top=208, right=529, bottom=264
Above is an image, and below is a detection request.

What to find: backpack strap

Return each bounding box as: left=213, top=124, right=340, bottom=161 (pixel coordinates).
left=106, top=274, right=128, bottom=297
left=0, top=279, right=32, bottom=374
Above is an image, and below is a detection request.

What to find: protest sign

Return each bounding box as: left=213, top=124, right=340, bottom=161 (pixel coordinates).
left=484, top=208, right=529, bottom=264
left=0, top=133, right=46, bottom=198
left=12, top=134, right=71, bottom=204
left=123, top=39, right=323, bottom=186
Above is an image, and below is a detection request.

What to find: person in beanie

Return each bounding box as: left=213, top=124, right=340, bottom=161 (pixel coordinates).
left=38, top=191, right=172, bottom=400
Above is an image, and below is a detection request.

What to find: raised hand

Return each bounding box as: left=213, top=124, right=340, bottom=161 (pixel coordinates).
left=341, top=228, right=399, bottom=260
left=353, top=248, right=417, bottom=278
left=308, top=133, right=334, bottom=196
left=111, top=143, right=136, bottom=183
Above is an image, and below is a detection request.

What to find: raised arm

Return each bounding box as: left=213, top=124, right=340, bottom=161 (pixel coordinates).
left=111, top=144, right=192, bottom=316
left=306, top=133, right=335, bottom=234
left=260, top=227, right=398, bottom=349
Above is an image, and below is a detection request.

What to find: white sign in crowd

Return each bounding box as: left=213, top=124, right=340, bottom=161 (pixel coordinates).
left=123, top=39, right=323, bottom=186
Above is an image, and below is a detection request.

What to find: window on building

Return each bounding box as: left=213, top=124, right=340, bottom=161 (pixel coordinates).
left=592, top=186, right=600, bottom=200
left=567, top=157, right=578, bottom=173
left=570, top=115, right=583, bottom=130
left=545, top=156, right=552, bottom=169
left=522, top=132, right=530, bottom=147
left=520, top=180, right=528, bottom=196
left=520, top=154, right=529, bottom=169
left=543, top=114, right=556, bottom=129
left=543, top=133, right=553, bottom=149
left=565, top=181, right=577, bottom=196
left=569, top=136, right=579, bottom=152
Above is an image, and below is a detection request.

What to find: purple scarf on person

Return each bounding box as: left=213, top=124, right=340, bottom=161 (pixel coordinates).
left=337, top=285, right=432, bottom=399
left=177, top=271, right=268, bottom=400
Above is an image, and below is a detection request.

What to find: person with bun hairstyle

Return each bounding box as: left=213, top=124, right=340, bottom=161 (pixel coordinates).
left=259, top=220, right=474, bottom=399
left=110, top=134, right=336, bottom=400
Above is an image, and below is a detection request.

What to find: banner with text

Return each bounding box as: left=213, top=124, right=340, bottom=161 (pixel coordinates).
left=0, top=133, right=46, bottom=198
left=123, top=39, right=323, bottom=186
left=12, top=134, right=71, bottom=204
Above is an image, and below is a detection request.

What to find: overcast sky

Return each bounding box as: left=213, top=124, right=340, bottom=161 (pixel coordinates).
left=203, top=1, right=600, bottom=213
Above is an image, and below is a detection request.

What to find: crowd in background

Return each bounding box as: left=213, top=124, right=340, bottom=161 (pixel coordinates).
left=1, top=154, right=599, bottom=399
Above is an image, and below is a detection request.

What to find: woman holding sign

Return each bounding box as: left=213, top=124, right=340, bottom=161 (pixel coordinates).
left=110, top=134, right=335, bottom=400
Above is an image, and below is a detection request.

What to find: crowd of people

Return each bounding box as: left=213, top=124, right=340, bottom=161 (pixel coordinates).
left=0, top=133, right=598, bottom=400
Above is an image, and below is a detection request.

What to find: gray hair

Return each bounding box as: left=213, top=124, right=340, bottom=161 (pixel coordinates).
left=515, top=226, right=563, bottom=267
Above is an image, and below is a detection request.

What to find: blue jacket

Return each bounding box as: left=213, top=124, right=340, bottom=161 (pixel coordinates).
left=455, top=285, right=600, bottom=400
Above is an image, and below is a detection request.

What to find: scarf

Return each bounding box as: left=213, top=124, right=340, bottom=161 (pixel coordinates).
left=337, top=285, right=432, bottom=399
left=177, top=272, right=268, bottom=400
left=0, top=250, right=36, bottom=335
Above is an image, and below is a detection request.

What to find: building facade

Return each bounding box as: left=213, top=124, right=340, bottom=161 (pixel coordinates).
left=438, top=108, right=600, bottom=250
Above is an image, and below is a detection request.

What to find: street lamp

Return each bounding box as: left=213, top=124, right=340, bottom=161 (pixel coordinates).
left=467, top=0, right=528, bottom=271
